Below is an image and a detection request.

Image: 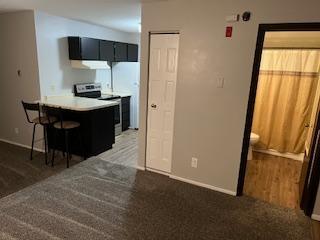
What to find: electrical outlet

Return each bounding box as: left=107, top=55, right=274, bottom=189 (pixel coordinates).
left=14, top=128, right=19, bottom=135
left=191, top=157, right=198, bottom=168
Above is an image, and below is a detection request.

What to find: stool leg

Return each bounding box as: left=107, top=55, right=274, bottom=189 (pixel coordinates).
left=65, top=130, right=69, bottom=168
left=51, top=129, right=57, bottom=167
left=30, top=124, right=36, bottom=160
left=43, top=126, right=48, bottom=165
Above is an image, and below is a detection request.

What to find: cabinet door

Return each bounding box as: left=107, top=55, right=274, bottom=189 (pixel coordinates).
left=114, top=42, right=128, bottom=62
left=100, top=40, right=114, bottom=61
left=81, top=38, right=100, bottom=60
left=127, top=44, right=138, bottom=62
left=68, top=37, right=81, bottom=60
left=121, top=96, right=131, bottom=131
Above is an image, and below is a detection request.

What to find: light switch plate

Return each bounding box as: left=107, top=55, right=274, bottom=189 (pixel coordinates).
left=191, top=157, right=198, bottom=168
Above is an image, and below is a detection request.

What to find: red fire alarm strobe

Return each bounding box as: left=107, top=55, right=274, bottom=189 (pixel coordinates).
left=226, top=26, right=233, bottom=38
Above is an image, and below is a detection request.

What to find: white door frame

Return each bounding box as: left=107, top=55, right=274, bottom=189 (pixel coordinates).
left=144, top=31, right=180, bottom=174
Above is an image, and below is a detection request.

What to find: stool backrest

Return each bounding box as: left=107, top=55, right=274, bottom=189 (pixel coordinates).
left=41, top=105, right=59, bottom=125
left=21, top=101, right=41, bottom=124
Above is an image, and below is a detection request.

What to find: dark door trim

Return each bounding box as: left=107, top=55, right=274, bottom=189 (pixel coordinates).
left=237, top=22, right=320, bottom=216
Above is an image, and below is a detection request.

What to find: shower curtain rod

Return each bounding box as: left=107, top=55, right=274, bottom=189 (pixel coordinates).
left=263, top=47, right=320, bottom=50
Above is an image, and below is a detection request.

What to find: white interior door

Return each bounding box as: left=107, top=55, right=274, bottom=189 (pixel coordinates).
left=146, top=33, right=180, bottom=173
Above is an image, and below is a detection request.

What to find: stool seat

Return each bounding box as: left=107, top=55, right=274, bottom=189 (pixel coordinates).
left=33, top=116, right=57, bottom=125
left=53, top=121, right=80, bottom=130
left=51, top=112, right=83, bottom=168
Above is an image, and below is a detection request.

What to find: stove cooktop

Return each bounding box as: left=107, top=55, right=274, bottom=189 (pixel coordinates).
left=74, top=83, right=121, bottom=100
left=98, top=94, right=121, bottom=101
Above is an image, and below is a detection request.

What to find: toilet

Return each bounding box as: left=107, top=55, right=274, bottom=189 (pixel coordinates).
left=248, top=132, right=260, bottom=160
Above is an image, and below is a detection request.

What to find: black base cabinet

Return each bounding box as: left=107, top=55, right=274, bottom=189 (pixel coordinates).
left=47, top=107, right=115, bottom=158
left=122, top=96, right=131, bottom=131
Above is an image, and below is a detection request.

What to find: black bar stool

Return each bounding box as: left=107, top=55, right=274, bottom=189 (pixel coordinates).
left=51, top=107, right=83, bottom=168
left=21, top=101, right=57, bottom=164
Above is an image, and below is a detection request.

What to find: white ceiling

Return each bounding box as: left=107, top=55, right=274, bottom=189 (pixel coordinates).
left=0, top=0, right=159, bottom=33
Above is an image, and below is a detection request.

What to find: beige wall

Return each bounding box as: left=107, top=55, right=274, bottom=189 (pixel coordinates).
left=139, top=0, right=320, bottom=195
left=0, top=11, right=42, bottom=149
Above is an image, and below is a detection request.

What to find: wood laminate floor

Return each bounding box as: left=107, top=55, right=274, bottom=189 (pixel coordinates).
left=312, top=220, right=320, bottom=240
left=244, top=151, right=302, bottom=209
left=98, top=129, right=138, bottom=168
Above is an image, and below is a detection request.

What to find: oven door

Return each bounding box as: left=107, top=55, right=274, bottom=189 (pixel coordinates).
left=114, top=99, right=122, bottom=136
left=114, top=102, right=121, bottom=125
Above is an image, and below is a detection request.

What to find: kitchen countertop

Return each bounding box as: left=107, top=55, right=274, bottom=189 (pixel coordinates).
left=37, top=96, right=118, bottom=111
left=101, top=91, right=132, bottom=98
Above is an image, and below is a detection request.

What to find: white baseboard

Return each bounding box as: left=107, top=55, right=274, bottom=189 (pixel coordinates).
left=312, top=214, right=320, bottom=221
left=254, top=149, right=304, bottom=161
left=146, top=167, right=170, bottom=176
left=144, top=167, right=236, bottom=196
left=169, top=175, right=237, bottom=196
left=0, top=138, right=44, bottom=153
left=136, top=166, right=146, bottom=171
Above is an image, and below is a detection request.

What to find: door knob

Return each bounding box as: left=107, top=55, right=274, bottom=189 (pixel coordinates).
left=151, top=104, right=157, bottom=109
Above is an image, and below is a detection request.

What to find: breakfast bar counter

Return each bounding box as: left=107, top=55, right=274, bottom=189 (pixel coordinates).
left=37, top=96, right=117, bottom=158
left=38, top=96, right=118, bottom=111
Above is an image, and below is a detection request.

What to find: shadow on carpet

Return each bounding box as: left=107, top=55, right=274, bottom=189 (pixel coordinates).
left=0, top=158, right=311, bottom=240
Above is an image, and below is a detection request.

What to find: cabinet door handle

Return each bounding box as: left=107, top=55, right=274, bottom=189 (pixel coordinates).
left=151, top=104, right=157, bottom=109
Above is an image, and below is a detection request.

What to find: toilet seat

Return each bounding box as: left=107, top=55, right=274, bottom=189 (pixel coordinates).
left=248, top=132, right=260, bottom=160
left=250, top=132, right=259, bottom=141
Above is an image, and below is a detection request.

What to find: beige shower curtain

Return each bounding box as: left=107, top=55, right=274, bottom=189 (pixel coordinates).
left=252, top=50, right=320, bottom=154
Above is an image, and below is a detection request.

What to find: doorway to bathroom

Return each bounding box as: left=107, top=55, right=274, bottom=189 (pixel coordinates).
left=237, top=23, right=320, bottom=216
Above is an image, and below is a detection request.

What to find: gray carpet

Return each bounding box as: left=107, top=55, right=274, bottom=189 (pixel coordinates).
left=0, top=157, right=311, bottom=240
left=0, top=141, right=81, bottom=199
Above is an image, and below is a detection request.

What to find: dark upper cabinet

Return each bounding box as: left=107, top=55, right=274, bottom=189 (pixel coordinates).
left=100, top=40, right=114, bottom=61
left=81, top=38, right=100, bottom=60
left=68, top=36, right=138, bottom=62
left=114, top=42, right=128, bottom=62
left=68, top=37, right=100, bottom=60
left=127, top=44, right=139, bottom=62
